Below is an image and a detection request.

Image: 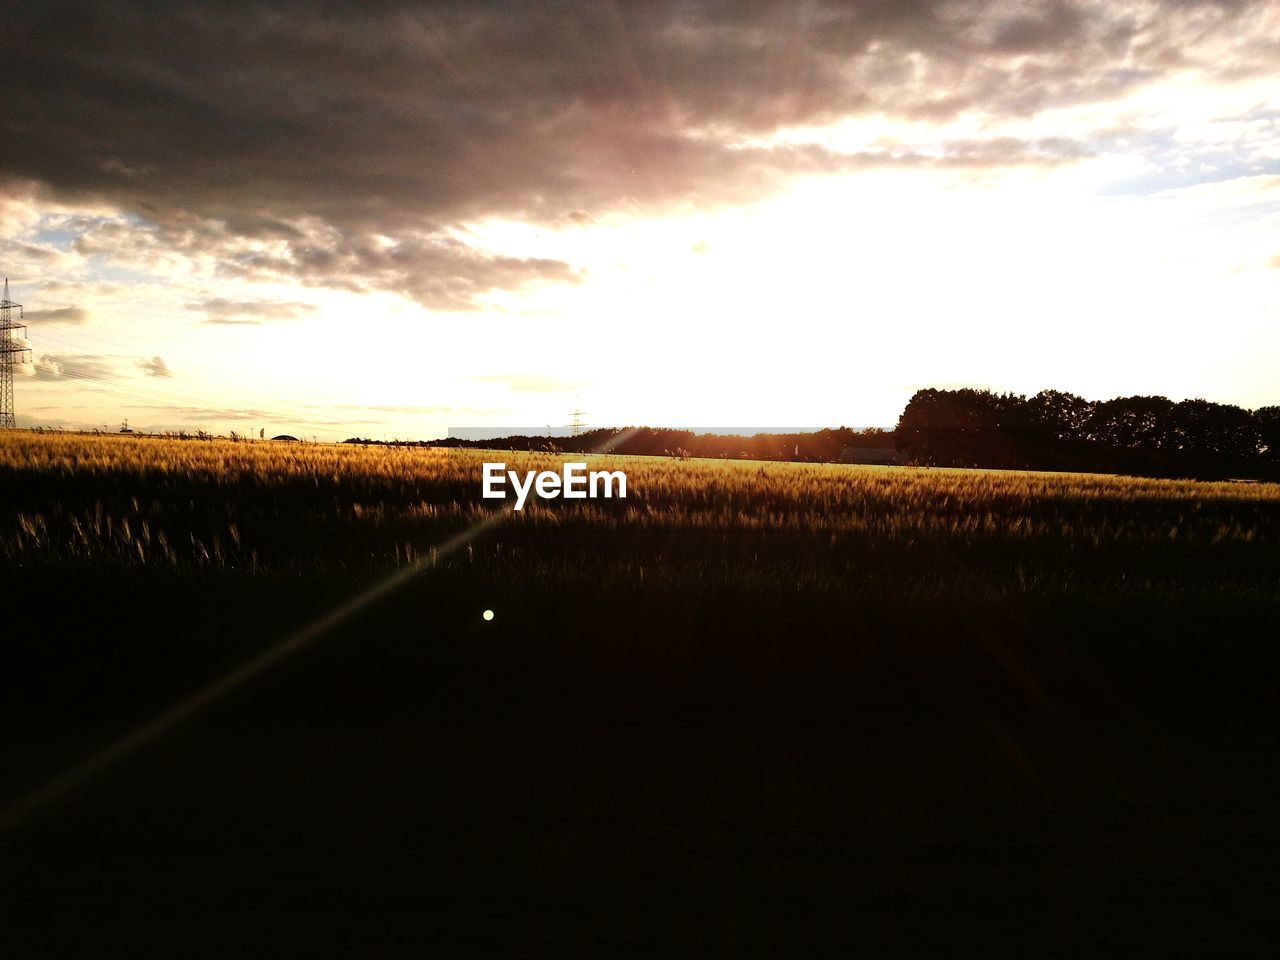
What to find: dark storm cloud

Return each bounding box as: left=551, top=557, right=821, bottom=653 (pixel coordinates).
left=6, top=242, right=61, bottom=262
left=138, top=355, right=172, bottom=378
left=1, top=1, right=1273, bottom=303
left=188, top=299, right=317, bottom=324
left=24, top=306, right=90, bottom=324
left=223, top=234, right=582, bottom=311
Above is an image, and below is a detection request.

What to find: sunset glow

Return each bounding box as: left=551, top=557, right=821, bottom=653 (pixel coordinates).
left=3, top=2, right=1278, bottom=438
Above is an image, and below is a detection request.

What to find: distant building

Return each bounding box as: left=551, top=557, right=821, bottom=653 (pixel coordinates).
left=840, top=447, right=902, bottom=466
left=272, top=434, right=300, bottom=442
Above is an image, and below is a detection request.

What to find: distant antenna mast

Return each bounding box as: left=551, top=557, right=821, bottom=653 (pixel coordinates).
left=0, top=279, right=31, bottom=429
left=569, top=394, right=587, bottom=437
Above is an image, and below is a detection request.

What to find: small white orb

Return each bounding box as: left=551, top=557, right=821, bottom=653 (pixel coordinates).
left=482, top=609, right=495, bottom=621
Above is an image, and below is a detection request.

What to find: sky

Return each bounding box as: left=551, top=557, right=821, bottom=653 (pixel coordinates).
left=1, top=0, right=1278, bottom=440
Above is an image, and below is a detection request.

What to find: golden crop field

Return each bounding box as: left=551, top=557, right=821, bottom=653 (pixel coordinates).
left=3, top=429, right=1280, bottom=607
left=6, top=431, right=1280, bottom=956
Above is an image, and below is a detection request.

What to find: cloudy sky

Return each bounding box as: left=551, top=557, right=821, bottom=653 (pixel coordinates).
left=2, top=0, right=1278, bottom=438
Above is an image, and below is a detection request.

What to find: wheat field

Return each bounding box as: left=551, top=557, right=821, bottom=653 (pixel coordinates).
left=6, top=429, right=1280, bottom=954
left=3, top=430, right=1279, bottom=609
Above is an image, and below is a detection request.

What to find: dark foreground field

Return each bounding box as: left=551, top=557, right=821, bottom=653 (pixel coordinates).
left=3, top=433, right=1279, bottom=955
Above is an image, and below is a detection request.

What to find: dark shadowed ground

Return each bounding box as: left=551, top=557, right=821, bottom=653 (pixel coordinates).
left=4, top=437, right=1279, bottom=954
left=4, top=568, right=1279, bottom=956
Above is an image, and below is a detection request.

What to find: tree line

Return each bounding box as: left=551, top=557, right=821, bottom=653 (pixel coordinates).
left=896, top=388, right=1280, bottom=479
left=345, top=388, right=1280, bottom=480
left=348, top=426, right=895, bottom=461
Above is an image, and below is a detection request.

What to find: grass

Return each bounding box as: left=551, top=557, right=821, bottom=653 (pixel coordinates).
left=4, top=429, right=1279, bottom=601
left=4, top=429, right=1280, bottom=952
left=5, top=425, right=1278, bottom=739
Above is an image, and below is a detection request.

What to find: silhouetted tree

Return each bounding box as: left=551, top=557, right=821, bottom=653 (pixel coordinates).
left=1257, top=406, right=1280, bottom=461
left=897, top=388, right=1277, bottom=479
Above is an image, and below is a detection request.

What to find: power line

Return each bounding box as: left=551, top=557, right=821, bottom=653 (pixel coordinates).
left=26, top=370, right=268, bottom=419
left=6, top=285, right=324, bottom=430
left=28, top=328, right=328, bottom=427
left=17, top=297, right=413, bottom=437
left=23, top=367, right=342, bottom=430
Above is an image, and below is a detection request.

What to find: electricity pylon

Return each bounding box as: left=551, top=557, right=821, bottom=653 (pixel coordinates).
left=569, top=394, right=587, bottom=436
left=0, top=279, right=31, bottom=429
